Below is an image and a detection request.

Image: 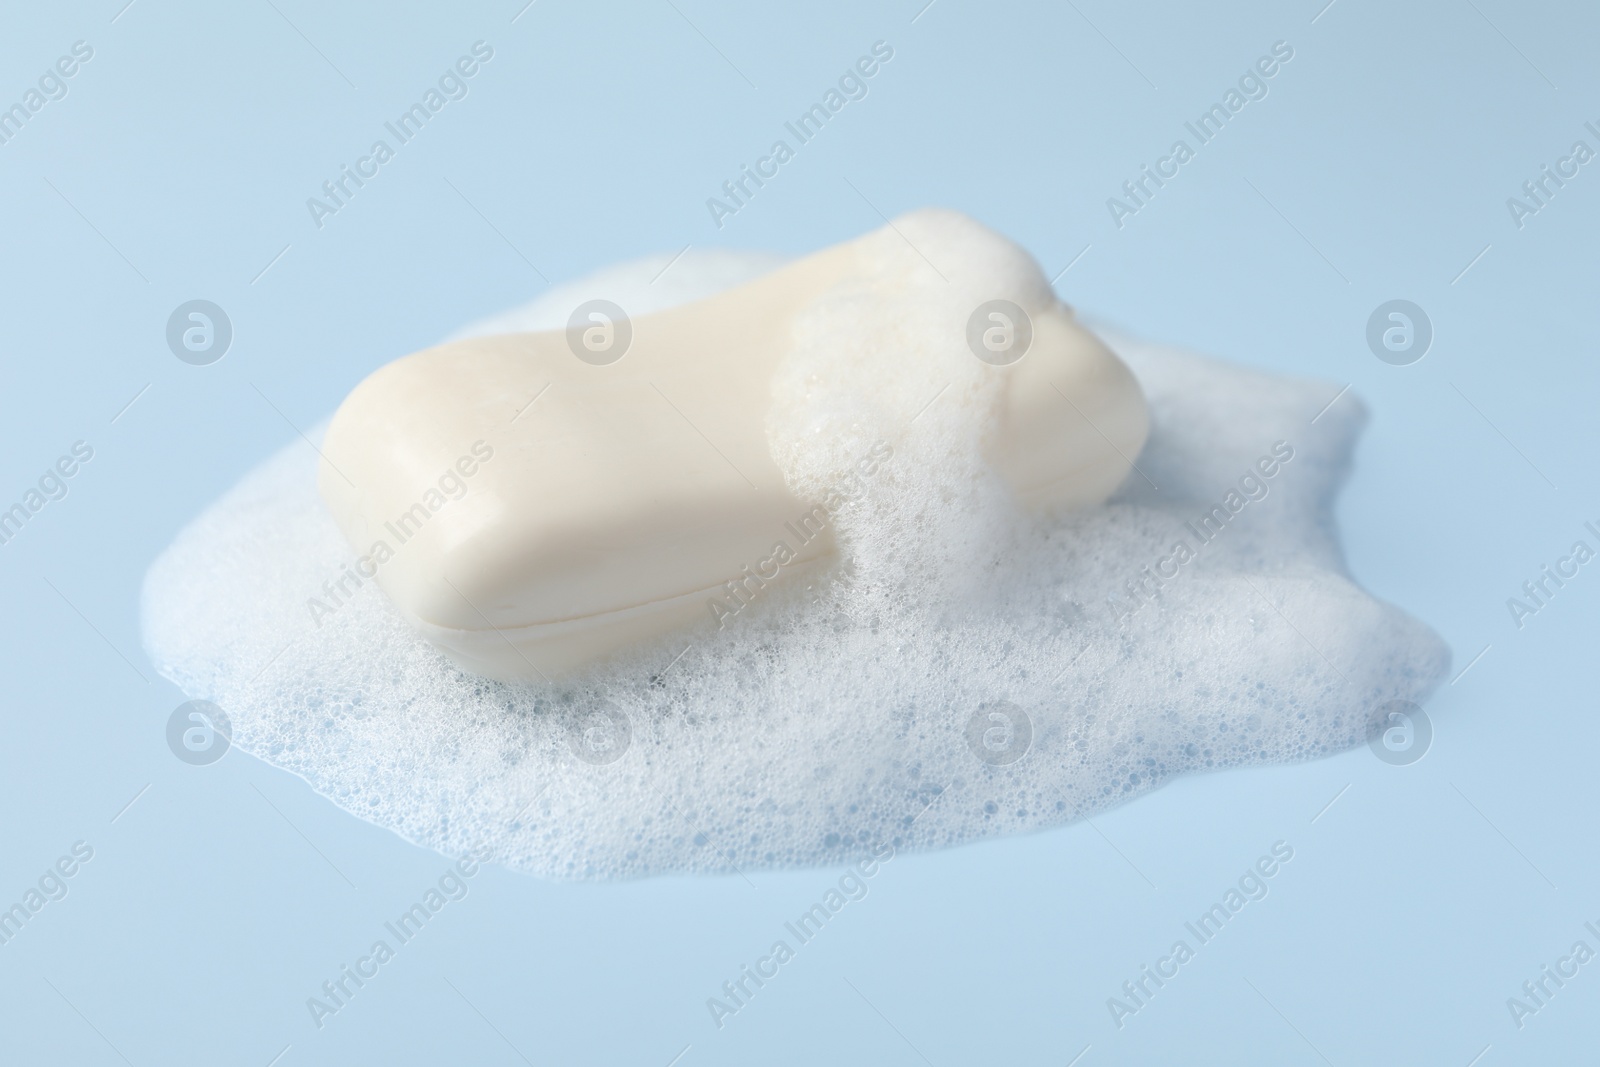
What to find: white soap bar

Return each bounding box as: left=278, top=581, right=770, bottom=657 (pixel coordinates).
left=319, top=210, right=1148, bottom=680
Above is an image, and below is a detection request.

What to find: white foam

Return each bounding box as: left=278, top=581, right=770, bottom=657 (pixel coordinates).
left=141, top=235, right=1449, bottom=880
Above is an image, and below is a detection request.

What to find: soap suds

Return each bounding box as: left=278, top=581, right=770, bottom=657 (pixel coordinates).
left=141, top=228, right=1449, bottom=879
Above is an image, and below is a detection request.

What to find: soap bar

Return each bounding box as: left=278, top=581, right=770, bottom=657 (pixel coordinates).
left=318, top=210, right=1148, bottom=681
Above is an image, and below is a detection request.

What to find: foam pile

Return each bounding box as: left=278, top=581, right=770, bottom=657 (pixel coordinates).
left=142, top=235, right=1448, bottom=879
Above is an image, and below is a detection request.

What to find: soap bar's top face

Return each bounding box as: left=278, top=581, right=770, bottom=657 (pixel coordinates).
left=318, top=209, right=1148, bottom=679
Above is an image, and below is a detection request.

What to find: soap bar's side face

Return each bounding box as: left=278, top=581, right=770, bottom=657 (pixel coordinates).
left=327, top=354, right=818, bottom=624
left=990, top=305, right=1150, bottom=509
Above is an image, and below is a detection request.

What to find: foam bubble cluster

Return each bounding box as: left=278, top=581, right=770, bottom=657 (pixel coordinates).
left=141, top=238, right=1448, bottom=880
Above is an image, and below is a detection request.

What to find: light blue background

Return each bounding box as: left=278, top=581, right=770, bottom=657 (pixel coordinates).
left=1, top=0, right=1595, bottom=1063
